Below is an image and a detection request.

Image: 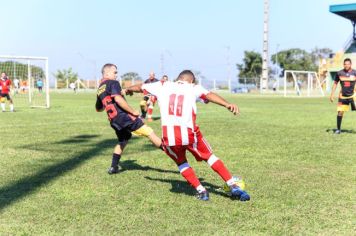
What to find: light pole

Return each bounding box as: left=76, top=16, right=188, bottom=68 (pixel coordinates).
left=276, top=43, right=280, bottom=91
left=261, top=0, right=270, bottom=92
left=160, top=49, right=172, bottom=78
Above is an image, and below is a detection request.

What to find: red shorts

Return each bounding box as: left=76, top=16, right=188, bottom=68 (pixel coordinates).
left=163, top=130, right=213, bottom=165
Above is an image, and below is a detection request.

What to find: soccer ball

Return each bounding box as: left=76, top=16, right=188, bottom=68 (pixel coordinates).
left=223, top=176, right=246, bottom=192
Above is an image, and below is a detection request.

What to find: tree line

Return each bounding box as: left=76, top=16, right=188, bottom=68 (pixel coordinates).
left=237, top=47, right=333, bottom=86
left=0, top=61, right=45, bottom=80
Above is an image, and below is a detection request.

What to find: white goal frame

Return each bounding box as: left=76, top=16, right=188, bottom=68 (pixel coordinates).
left=283, top=70, right=324, bottom=97
left=0, top=55, right=50, bottom=108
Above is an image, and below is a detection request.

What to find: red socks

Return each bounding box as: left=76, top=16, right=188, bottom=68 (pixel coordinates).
left=207, top=155, right=232, bottom=182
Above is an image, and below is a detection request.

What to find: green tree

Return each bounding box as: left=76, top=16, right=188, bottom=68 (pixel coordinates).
left=121, top=72, right=142, bottom=82
left=0, top=61, right=44, bottom=80
left=271, top=48, right=316, bottom=76
left=53, top=68, right=79, bottom=88
left=236, top=51, right=262, bottom=86
left=310, top=47, right=333, bottom=66
left=53, top=68, right=78, bottom=83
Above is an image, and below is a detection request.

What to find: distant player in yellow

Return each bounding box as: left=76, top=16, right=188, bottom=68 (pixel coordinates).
left=140, top=72, right=159, bottom=121
left=330, top=58, right=356, bottom=134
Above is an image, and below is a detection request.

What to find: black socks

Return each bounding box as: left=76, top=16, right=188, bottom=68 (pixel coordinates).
left=111, top=153, right=121, bottom=167
left=337, top=116, right=343, bottom=130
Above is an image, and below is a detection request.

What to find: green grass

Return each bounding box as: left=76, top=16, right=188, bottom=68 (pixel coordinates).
left=0, top=93, right=355, bottom=235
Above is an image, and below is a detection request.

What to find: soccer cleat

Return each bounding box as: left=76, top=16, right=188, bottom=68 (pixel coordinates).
left=230, top=185, right=250, bottom=201
left=334, top=129, right=341, bottom=134
left=107, top=166, right=119, bottom=175
left=196, top=190, right=209, bottom=201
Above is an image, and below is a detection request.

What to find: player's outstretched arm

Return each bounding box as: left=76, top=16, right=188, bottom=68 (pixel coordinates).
left=206, top=92, right=240, bottom=115
left=330, top=82, right=338, bottom=103
left=114, top=95, right=139, bottom=116
left=123, top=84, right=144, bottom=95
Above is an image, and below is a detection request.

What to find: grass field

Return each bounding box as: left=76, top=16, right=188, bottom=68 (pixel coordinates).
left=0, top=92, right=355, bottom=235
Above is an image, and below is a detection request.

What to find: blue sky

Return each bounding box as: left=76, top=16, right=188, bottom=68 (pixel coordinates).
left=1, top=0, right=355, bottom=82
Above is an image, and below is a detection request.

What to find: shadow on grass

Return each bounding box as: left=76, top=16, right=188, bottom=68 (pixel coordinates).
left=0, top=135, right=162, bottom=211
left=326, top=128, right=356, bottom=134
left=143, top=116, right=160, bottom=121
left=120, top=160, right=179, bottom=174
left=145, top=176, right=228, bottom=198
left=0, top=137, right=114, bottom=211
left=152, top=117, right=161, bottom=121
left=54, top=135, right=101, bottom=144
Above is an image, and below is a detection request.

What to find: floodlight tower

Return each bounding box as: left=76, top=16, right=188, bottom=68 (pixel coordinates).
left=160, top=49, right=172, bottom=77
left=261, top=0, right=269, bottom=92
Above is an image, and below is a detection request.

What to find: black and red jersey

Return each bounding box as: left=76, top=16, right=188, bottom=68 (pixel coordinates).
left=335, top=69, right=356, bottom=97
left=96, top=79, right=136, bottom=129
left=0, top=78, right=11, bottom=94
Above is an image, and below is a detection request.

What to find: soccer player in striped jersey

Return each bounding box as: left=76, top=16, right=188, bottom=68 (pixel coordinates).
left=125, top=70, right=250, bottom=201
left=330, top=58, right=356, bottom=134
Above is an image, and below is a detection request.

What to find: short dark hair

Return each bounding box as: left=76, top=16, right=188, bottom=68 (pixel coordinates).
left=101, top=63, right=117, bottom=74
left=177, top=70, right=196, bottom=83
left=344, top=58, right=352, bottom=64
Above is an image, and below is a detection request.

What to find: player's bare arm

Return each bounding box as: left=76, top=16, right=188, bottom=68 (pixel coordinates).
left=114, top=95, right=139, bottom=116
left=205, top=92, right=240, bottom=115
left=124, top=84, right=144, bottom=95
left=330, top=82, right=338, bottom=102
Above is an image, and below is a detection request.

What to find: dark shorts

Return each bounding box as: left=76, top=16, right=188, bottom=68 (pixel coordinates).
left=0, top=94, right=11, bottom=100
left=111, top=118, right=144, bottom=143
left=337, top=97, right=356, bottom=112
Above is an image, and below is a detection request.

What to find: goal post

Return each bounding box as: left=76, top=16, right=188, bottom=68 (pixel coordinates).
left=283, top=70, right=325, bottom=97
left=0, top=55, right=50, bottom=108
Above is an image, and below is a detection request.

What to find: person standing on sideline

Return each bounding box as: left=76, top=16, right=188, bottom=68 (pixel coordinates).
left=36, top=79, right=43, bottom=93
left=0, top=72, right=15, bottom=112
left=330, top=58, right=356, bottom=134
left=13, top=77, right=20, bottom=94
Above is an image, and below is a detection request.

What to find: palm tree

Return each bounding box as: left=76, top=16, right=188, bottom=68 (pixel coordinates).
left=53, top=68, right=79, bottom=89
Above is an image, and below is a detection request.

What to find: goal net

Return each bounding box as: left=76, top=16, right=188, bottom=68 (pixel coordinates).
left=0, top=55, right=50, bottom=108
left=283, top=70, right=324, bottom=97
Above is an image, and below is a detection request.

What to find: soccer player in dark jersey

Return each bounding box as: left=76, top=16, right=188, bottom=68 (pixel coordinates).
left=140, top=71, right=159, bottom=121
left=96, top=64, right=162, bottom=174
left=330, top=58, right=356, bottom=134
left=0, top=72, right=15, bottom=112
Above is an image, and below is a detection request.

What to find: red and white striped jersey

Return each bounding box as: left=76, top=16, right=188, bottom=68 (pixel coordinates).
left=142, top=80, right=209, bottom=146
